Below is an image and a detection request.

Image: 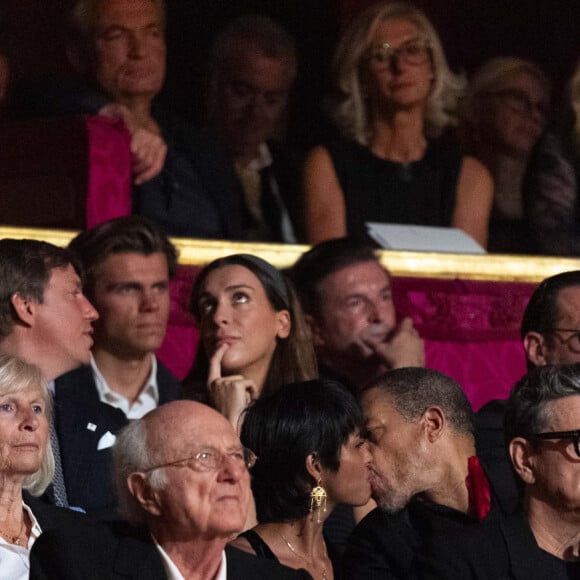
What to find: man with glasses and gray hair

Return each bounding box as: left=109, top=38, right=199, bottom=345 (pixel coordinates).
left=30, top=400, right=310, bottom=579
left=421, top=363, right=580, bottom=579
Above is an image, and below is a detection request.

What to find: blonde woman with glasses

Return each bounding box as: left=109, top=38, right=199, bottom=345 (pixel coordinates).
left=305, top=1, right=492, bottom=248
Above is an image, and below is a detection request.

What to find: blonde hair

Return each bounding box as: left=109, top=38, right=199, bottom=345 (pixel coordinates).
left=460, top=56, right=550, bottom=149
left=329, top=1, right=465, bottom=145
left=0, top=354, right=55, bottom=496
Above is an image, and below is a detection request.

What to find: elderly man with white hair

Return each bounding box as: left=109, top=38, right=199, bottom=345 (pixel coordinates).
left=29, top=400, right=310, bottom=579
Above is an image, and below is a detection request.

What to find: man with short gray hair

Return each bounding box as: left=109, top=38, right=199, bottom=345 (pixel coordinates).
left=30, top=400, right=310, bottom=579
left=343, top=367, right=515, bottom=580
left=208, top=15, right=304, bottom=243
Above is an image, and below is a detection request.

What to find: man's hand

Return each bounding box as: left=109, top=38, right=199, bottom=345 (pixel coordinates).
left=98, top=103, right=167, bottom=185
left=207, top=343, right=258, bottom=432
left=362, top=317, right=425, bottom=369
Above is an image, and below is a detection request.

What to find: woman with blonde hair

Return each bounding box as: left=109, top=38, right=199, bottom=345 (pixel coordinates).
left=0, top=354, right=82, bottom=579
left=460, top=57, right=551, bottom=253
left=305, top=1, right=492, bottom=247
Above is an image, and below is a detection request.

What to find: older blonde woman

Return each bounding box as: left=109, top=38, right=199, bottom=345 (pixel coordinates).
left=0, top=354, right=81, bottom=580
left=305, top=1, right=492, bottom=247
left=460, top=57, right=551, bottom=253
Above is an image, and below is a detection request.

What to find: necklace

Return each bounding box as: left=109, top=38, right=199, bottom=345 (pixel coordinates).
left=278, top=531, right=329, bottom=580
left=0, top=518, right=25, bottom=546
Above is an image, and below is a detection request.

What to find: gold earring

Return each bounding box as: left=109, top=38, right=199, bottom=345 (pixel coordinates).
left=309, top=479, right=327, bottom=524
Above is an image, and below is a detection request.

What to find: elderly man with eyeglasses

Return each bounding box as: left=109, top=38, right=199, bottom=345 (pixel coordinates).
left=29, top=401, right=310, bottom=580
left=421, top=363, right=580, bottom=579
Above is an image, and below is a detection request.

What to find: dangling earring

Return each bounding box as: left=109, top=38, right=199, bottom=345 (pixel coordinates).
left=309, top=479, right=327, bottom=524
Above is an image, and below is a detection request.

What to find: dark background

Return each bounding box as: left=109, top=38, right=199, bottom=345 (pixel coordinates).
left=2, top=0, right=579, bottom=148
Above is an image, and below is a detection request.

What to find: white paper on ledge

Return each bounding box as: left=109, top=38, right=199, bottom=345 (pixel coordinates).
left=366, top=222, right=486, bottom=254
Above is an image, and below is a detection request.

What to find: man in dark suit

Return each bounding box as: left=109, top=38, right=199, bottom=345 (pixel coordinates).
left=207, top=15, right=306, bottom=243
left=421, top=364, right=580, bottom=579
left=54, top=216, right=180, bottom=514
left=30, top=400, right=310, bottom=579
left=343, top=368, right=516, bottom=580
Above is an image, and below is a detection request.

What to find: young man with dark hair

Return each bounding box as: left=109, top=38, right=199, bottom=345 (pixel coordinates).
left=54, top=216, right=180, bottom=514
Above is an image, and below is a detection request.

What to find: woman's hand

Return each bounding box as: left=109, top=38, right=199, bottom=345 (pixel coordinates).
left=207, top=343, right=258, bottom=432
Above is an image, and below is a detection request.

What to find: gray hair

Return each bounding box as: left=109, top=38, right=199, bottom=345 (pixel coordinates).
left=505, top=364, right=580, bottom=444
left=460, top=56, right=550, bottom=150
left=365, top=367, right=474, bottom=436
left=0, top=354, right=55, bottom=496
left=328, top=1, right=465, bottom=145
left=112, top=416, right=167, bottom=526
left=207, top=14, right=297, bottom=125
left=69, top=0, right=166, bottom=55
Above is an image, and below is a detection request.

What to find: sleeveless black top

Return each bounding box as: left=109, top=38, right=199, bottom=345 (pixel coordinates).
left=240, top=529, right=280, bottom=562
left=325, top=134, right=463, bottom=241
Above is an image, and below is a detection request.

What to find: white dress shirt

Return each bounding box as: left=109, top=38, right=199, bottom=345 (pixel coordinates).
left=91, top=354, right=159, bottom=419
left=0, top=502, right=42, bottom=580
left=154, top=539, right=227, bottom=580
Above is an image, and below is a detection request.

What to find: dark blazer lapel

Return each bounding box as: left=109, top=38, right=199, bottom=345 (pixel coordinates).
left=55, top=366, right=127, bottom=506
left=156, top=361, right=180, bottom=405
left=112, top=528, right=167, bottom=579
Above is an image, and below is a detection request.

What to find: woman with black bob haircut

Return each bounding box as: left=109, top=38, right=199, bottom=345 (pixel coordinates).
left=182, top=254, right=317, bottom=429
left=231, top=379, right=372, bottom=579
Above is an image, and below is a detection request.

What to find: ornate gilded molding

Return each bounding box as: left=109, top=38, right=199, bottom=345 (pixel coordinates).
left=2, top=225, right=579, bottom=283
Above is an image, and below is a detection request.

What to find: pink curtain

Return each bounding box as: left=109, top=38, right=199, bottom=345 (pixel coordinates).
left=85, top=116, right=132, bottom=228
left=157, top=267, right=535, bottom=410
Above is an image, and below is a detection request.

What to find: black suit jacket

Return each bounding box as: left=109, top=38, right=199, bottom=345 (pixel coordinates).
left=342, top=456, right=519, bottom=580
left=420, top=513, right=580, bottom=580
left=53, top=362, right=180, bottom=514
left=30, top=520, right=311, bottom=580
left=268, top=141, right=307, bottom=243
left=24, top=493, right=87, bottom=531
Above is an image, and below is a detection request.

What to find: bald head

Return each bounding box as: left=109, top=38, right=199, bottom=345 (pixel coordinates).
left=144, top=400, right=236, bottom=464
left=113, top=400, right=251, bottom=532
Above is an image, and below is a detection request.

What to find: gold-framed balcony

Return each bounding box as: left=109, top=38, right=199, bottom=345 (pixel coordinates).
left=2, top=225, right=579, bottom=283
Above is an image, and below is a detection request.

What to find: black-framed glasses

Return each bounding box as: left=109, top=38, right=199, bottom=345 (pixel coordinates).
left=366, top=38, right=431, bottom=69
left=143, top=447, right=258, bottom=474
left=485, top=89, right=549, bottom=121
left=526, top=429, right=580, bottom=458
left=545, top=328, right=580, bottom=353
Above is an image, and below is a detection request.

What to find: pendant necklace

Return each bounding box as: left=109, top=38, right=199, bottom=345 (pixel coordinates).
left=0, top=518, right=25, bottom=545
left=278, top=531, right=329, bottom=580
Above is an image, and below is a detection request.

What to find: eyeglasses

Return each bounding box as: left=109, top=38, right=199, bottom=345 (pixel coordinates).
left=545, top=328, right=580, bottom=353
left=526, top=429, right=580, bottom=458
left=366, top=39, right=431, bottom=69
left=143, top=447, right=258, bottom=474
left=485, top=89, right=549, bottom=121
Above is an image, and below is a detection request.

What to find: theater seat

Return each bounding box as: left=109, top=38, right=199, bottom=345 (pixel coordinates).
left=0, top=115, right=131, bottom=229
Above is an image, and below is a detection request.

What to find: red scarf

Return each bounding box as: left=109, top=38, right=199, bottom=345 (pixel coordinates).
left=465, top=456, right=491, bottom=521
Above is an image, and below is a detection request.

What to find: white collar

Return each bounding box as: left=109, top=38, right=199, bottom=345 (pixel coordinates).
left=91, top=354, right=159, bottom=419
left=153, top=538, right=227, bottom=580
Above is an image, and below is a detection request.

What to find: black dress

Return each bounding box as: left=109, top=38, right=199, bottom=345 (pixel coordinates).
left=325, top=134, right=462, bottom=241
